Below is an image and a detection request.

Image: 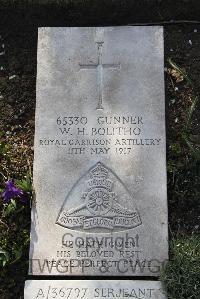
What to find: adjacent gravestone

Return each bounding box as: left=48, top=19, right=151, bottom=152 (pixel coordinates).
left=24, top=280, right=167, bottom=299
left=29, top=27, right=168, bottom=276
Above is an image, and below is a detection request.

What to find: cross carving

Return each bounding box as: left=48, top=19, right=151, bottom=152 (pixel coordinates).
left=79, top=42, right=120, bottom=110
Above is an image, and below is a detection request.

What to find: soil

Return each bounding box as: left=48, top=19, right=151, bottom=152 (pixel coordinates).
left=0, top=6, right=199, bottom=299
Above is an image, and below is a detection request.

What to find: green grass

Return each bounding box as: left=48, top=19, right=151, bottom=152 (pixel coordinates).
left=161, top=236, right=200, bottom=299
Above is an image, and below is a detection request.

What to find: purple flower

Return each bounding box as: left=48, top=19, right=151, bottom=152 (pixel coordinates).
left=1, top=180, right=27, bottom=204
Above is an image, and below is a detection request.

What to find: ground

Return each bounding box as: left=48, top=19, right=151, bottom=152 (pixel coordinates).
left=0, top=8, right=199, bottom=299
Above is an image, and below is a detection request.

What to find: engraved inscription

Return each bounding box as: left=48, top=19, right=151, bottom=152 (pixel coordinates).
left=39, top=114, right=162, bottom=156
left=56, top=162, right=142, bottom=232
left=25, top=280, right=167, bottom=299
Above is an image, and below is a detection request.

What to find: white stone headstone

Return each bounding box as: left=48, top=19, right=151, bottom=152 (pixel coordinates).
left=24, top=280, right=167, bottom=299
left=30, top=27, right=168, bottom=276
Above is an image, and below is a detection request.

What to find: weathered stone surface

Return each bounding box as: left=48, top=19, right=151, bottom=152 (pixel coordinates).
left=30, top=27, right=168, bottom=276
left=24, top=280, right=167, bottom=299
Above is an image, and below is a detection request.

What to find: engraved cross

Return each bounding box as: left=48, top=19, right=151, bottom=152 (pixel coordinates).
left=79, top=42, right=120, bottom=110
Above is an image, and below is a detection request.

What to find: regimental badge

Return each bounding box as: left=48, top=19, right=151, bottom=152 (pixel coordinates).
left=56, top=162, right=142, bottom=232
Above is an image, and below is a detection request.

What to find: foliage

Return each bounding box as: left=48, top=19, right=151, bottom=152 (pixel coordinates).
left=161, top=236, right=200, bottom=299
left=167, top=59, right=200, bottom=233
left=164, top=58, right=200, bottom=299
left=0, top=224, right=30, bottom=267
left=0, top=135, right=32, bottom=268
left=0, top=248, right=9, bottom=267
left=0, top=179, right=31, bottom=268
left=0, top=141, right=9, bottom=159
left=2, top=199, right=17, bottom=218
left=16, top=174, right=32, bottom=193
left=168, top=58, right=199, bottom=151
left=0, top=185, right=30, bottom=267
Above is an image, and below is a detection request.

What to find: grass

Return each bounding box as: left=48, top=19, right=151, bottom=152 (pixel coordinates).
left=161, top=236, right=200, bottom=299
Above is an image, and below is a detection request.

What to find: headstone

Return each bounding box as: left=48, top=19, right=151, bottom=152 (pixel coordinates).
left=24, top=280, right=167, bottom=299
left=30, top=27, right=168, bottom=276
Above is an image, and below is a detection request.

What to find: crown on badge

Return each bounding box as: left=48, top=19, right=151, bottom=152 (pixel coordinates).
left=90, top=162, right=108, bottom=178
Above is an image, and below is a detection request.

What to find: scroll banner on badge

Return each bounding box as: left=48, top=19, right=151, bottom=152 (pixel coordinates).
left=57, top=215, right=142, bottom=230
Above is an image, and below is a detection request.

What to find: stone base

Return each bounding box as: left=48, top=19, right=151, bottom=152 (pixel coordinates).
left=24, top=280, right=167, bottom=298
